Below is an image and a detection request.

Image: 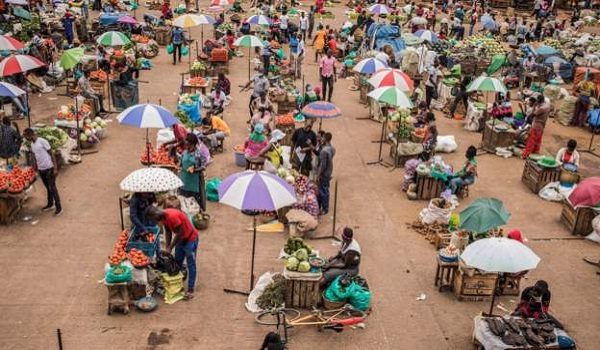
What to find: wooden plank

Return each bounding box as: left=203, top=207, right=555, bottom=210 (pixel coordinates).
left=293, top=280, right=300, bottom=308
left=285, top=278, right=293, bottom=307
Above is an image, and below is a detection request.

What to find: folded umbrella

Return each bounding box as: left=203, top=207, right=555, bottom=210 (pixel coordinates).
left=568, top=177, right=600, bottom=208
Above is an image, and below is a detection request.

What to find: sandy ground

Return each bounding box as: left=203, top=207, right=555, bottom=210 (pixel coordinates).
left=0, top=2, right=599, bottom=350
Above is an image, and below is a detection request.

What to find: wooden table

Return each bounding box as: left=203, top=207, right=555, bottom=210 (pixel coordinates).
left=454, top=268, right=498, bottom=301
left=283, top=269, right=322, bottom=309
left=415, top=175, right=444, bottom=200
left=182, top=81, right=210, bottom=96
left=388, top=142, right=419, bottom=168
left=434, top=255, right=459, bottom=292
left=481, top=122, right=516, bottom=153
left=521, top=159, right=560, bottom=193
left=560, top=199, right=599, bottom=236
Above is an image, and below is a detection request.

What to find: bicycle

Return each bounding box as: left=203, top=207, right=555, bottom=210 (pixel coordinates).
left=255, top=304, right=366, bottom=346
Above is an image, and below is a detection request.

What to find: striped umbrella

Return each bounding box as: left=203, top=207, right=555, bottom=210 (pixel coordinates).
left=211, top=0, right=234, bottom=5
left=368, top=68, right=414, bottom=91
left=234, top=35, right=265, bottom=80
left=466, top=75, right=507, bottom=94
left=96, top=31, right=131, bottom=46
left=172, top=13, right=215, bottom=28
left=0, top=82, right=26, bottom=97
left=246, top=15, right=272, bottom=26
left=0, top=35, right=25, bottom=51
left=117, top=104, right=179, bottom=128
left=117, top=15, right=139, bottom=25
left=353, top=57, right=389, bottom=74
left=414, top=29, right=438, bottom=43
left=302, top=101, right=342, bottom=130
left=59, top=47, right=85, bottom=70
left=367, top=87, right=413, bottom=108
left=368, top=4, right=390, bottom=15
left=0, top=54, right=45, bottom=76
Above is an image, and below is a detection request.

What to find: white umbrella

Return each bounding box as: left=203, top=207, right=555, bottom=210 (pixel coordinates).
left=120, top=168, right=183, bottom=192
left=460, top=237, right=541, bottom=314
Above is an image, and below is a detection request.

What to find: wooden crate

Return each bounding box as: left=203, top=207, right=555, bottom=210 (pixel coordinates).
left=90, top=80, right=108, bottom=100
left=275, top=124, right=295, bottom=147
left=521, top=159, right=560, bottom=193
left=284, top=275, right=321, bottom=309
left=560, top=200, right=598, bottom=236
left=276, top=101, right=296, bottom=115
left=416, top=176, right=444, bottom=200
left=388, top=143, right=418, bottom=168
left=433, top=232, right=452, bottom=249
left=481, top=123, right=516, bottom=152
left=454, top=269, right=498, bottom=301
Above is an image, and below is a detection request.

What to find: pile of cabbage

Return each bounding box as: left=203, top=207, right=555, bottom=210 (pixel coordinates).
left=283, top=238, right=315, bottom=273
left=79, top=117, right=108, bottom=143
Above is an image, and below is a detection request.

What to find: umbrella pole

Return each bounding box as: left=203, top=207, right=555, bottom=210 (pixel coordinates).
left=319, top=118, right=322, bottom=132
left=248, top=47, right=251, bottom=81
left=188, top=29, right=192, bottom=70
left=75, top=96, right=82, bottom=155
left=146, top=128, right=150, bottom=168
left=488, top=273, right=499, bottom=316
left=26, top=91, right=31, bottom=128
left=201, top=26, right=204, bottom=53
left=250, top=214, right=257, bottom=291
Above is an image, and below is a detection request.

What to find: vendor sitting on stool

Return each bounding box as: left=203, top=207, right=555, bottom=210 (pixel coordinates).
left=448, top=145, right=477, bottom=194
left=320, top=227, right=361, bottom=288
left=555, top=139, right=580, bottom=171
left=128, top=192, right=157, bottom=238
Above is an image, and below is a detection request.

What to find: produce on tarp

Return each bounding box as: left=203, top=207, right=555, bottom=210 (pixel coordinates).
left=127, top=248, right=149, bottom=267
left=0, top=166, right=36, bottom=194
left=174, top=110, right=195, bottom=129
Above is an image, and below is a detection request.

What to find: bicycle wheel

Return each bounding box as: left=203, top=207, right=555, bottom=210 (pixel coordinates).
left=255, top=309, right=301, bottom=326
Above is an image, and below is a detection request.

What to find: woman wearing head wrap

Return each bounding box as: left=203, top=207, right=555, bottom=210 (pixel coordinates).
left=243, top=123, right=269, bottom=168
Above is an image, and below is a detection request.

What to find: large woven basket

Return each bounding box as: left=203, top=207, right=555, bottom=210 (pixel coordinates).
left=322, top=292, right=346, bottom=310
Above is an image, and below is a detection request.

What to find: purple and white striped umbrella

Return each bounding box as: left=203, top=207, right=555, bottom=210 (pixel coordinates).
left=246, top=15, right=272, bottom=26
left=352, top=57, right=389, bottom=74
left=218, top=171, right=297, bottom=211
left=117, top=103, right=179, bottom=128
left=0, top=82, right=26, bottom=98
left=368, top=4, right=390, bottom=15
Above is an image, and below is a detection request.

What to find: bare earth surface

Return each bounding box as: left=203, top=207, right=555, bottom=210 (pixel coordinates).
left=0, top=3, right=599, bottom=350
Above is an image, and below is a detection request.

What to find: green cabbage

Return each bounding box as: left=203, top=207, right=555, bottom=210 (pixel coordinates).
left=294, top=248, right=308, bottom=261
left=285, top=257, right=299, bottom=271
left=297, top=261, right=311, bottom=273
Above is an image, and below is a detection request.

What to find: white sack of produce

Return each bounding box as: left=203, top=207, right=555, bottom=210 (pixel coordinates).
left=586, top=217, right=600, bottom=244
left=420, top=198, right=457, bottom=225
left=556, top=95, right=577, bottom=126
left=245, top=272, right=276, bottom=313
left=396, top=142, right=422, bottom=155
left=435, top=135, right=458, bottom=153
left=156, top=128, right=175, bottom=147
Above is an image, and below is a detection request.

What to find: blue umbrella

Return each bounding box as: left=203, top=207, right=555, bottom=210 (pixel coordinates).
left=0, top=81, right=25, bottom=97
left=536, top=45, right=558, bottom=56
left=481, top=15, right=496, bottom=31
left=414, top=29, right=438, bottom=43
left=352, top=57, right=389, bottom=74
left=117, top=103, right=179, bottom=128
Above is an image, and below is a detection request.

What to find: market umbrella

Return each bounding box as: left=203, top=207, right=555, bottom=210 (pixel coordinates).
left=58, top=47, right=85, bottom=70
left=568, top=177, right=600, bottom=208
left=117, top=15, right=139, bottom=25
left=302, top=101, right=342, bottom=131
left=368, top=4, right=390, bottom=15
left=96, top=31, right=132, bottom=46
left=246, top=15, right=272, bottom=26
left=120, top=167, right=183, bottom=192
left=414, top=29, right=438, bottom=43
left=218, top=170, right=297, bottom=294
left=117, top=103, right=179, bottom=165
left=353, top=57, right=389, bottom=74
left=0, top=82, right=25, bottom=98
left=368, top=68, right=414, bottom=91
left=0, top=54, right=45, bottom=76
left=461, top=237, right=541, bottom=314
left=410, top=16, right=427, bottom=26
left=466, top=75, right=507, bottom=94
left=173, top=14, right=216, bottom=59
left=211, top=0, right=234, bottom=5
left=0, top=35, right=25, bottom=51
left=367, top=86, right=413, bottom=108
left=536, top=45, right=558, bottom=56
left=459, top=198, right=511, bottom=234
left=234, top=35, right=264, bottom=80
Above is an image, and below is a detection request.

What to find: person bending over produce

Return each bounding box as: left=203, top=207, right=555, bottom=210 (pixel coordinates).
left=128, top=192, right=157, bottom=238
left=513, top=280, right=563, bottom=329
left=320, top=228, right=361, bottom=287
left=148, top=207, right=198, bottom=300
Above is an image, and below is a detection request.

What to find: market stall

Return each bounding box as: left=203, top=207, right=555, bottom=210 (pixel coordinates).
left=0, top=166, right=37, bottom=225
left=521, top=156, right=560, bottom=194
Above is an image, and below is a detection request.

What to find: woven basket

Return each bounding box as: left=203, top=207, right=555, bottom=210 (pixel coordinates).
left=322, top=292, right=346, bottom=310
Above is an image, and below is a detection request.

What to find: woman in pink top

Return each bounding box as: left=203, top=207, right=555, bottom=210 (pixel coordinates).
left=244, top=123, right=269, bottom=164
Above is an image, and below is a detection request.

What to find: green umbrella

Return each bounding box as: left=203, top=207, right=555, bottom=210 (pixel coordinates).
left=59, top=47, right=85, bottom=70
left=466, top=75, right=507, bottom=94
left=233, top=35, right=264, bottom=80
left=96, top=31, right=131, bottom=46
left=459, top=198, right=511, bottom=234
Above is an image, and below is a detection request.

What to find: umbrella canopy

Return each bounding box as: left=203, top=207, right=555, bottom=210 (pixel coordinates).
left=368, top=68, right=414, bottom=91
left=234, top=35, right=264, bottom=48
left=96, top=31, right=132, bottom=46
left=459, top=198, right=511, bottom=233
left=117, top=104, right=179, bottom=128
left=0, top=54, right=45, bottom=77
left=414, top=29, right=438, bottom=43
left=367, top=87, right=414, bottom=108
left=247, top=15, right=272, bottom=26
left=0, top=35, right=25, bottom=51
left=536, top=45, right=558, bottom=56
left=460, top=237, right=541, bottom=273
left=59, top=47, right=85, bottom=70
left=568, top=177, right=600, bottom=207
left=211, top=0, right=234, bottom=5
left=302, top=101, right=342, bottom=119
left=0, top=82, right=26, bottom=98
left=466, top=75, right=507, bottom=94
left=173, top=14, right=215, bottom=28
left=353, top=57, right=389, bottom=74
left=218, top=171, right=297, bottom=211
left=368, top=4, right=390, bottom=14
left=544, top=56, right=568, bottom=65
left=120, top=168, right=183, bottom=192
left=117, top=15, right=139, bottom=25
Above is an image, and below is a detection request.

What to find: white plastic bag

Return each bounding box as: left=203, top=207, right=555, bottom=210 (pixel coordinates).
left=245, top=272, right=276, bottom=313
left=435, top=135, right=458, bottom=153
left=538, top=182, right=563, bottom=202
left=178, top=195, right=200, bottom=216
left=156, top=128, right=175, bottom=148
left=419, top=199, right=456, bottom=225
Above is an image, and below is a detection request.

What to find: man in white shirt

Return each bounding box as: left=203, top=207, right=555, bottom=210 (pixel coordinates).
left=299, top=12, right=308, bottom=41
left=425, top=61, right=441, bottom=108
left=294, top=34, right=305, bottom=79
left=23, top=128, right=62, bottom=216
left=280, top=13, right=289, bottom=43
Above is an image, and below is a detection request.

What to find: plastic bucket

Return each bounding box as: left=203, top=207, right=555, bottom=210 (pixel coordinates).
left=234, top=151, right=246, bottom=167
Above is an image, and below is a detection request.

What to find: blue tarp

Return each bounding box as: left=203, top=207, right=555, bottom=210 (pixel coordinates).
left=589, top=109, right=600, bottom=128
left=177, top=100, right=202, bottom=124
left=366, top=23, right=406, bottom=53
left=98, top=13, right=127, bottom=26
left=543, top=56, right=573, bottom=80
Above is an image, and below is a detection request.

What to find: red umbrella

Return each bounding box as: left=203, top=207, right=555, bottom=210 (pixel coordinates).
left=568, top=177, right=600, bottom=207
left=0, top=54, right=46, bottom=77
left=0, top=35, right=25, bottom=51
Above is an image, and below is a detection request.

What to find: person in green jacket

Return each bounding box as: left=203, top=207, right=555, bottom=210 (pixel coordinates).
left=179, top=134, right=206, bottom=209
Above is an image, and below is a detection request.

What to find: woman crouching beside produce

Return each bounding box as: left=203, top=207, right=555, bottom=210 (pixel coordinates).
left=320, top=227, right=361, bottom=288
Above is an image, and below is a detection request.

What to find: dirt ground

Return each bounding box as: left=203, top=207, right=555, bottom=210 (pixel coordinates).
left=0, top=2, right=599, bottom=350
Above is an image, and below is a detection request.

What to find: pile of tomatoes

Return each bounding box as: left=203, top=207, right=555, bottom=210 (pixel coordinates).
left=0, top=166, right=36, bottom=194
left=128, top=248, right=149, bottom=268
left=108, top=230, right=128, bottom=266
left=140, top=144, right=177, bottom=167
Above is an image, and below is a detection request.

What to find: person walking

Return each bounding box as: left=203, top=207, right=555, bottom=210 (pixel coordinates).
left=280, top=11, right=289, bottom=43
left=23, top=128, right=62, bottom=216
left=242, top=70, right=269, bottom=120
left=522, top=95, right=550, bottom=158
left=317, top=132, right=335, bottom=215
left=295, top=34, right=305, bottom=79
left=171, top=26, right=185, bottom=65
left=425, top=61, right=441, bottom=108
left=319, top=50, right=337, bottom=102
left=299, top=11, right=308, bottom=41
left=448, top=76, right=471, bottom=119
left=308, top=6, right=315, bottom=39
